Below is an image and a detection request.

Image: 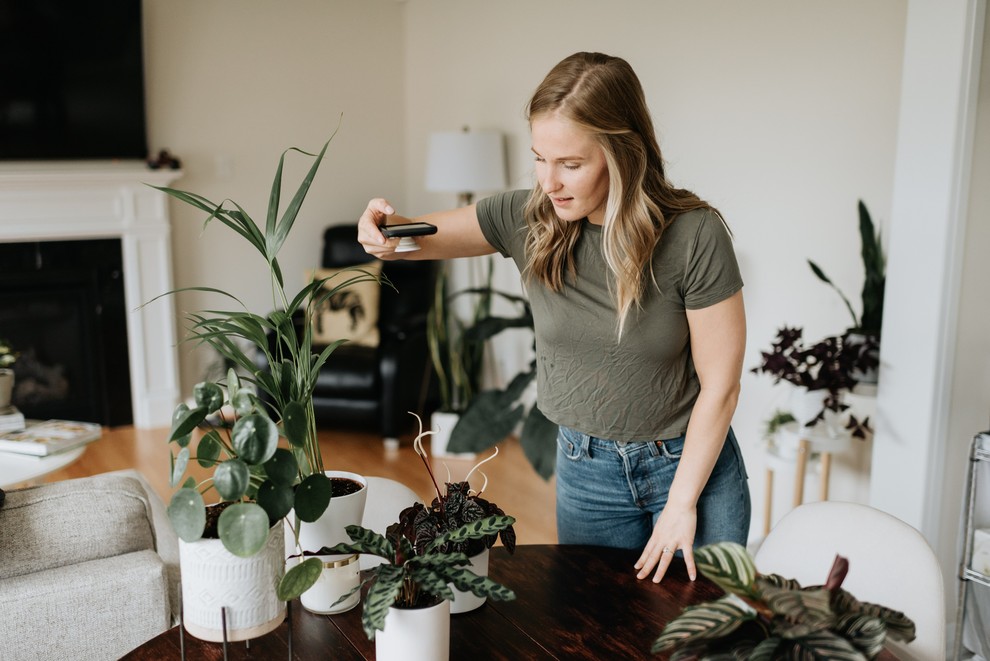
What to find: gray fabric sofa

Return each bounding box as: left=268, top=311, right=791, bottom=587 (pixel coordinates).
left=0, top=470, right=179, bottom=660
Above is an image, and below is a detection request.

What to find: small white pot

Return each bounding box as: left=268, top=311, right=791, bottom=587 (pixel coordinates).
left=299, top=553, right=361, bottom=614
left=296, top=471, right=367, bottom=613
left=179, top=524, right=285, bottom=642
left=448, top=548, right=490, bottom=614
left=430, top=411, right=475, bottom=459
left=376, top=598, right=450, bottom=661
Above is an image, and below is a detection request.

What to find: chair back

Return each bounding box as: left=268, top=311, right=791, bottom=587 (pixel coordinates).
left=754, top=500, right=945, bottom=660
left=360, top=476, right=423, bottom=569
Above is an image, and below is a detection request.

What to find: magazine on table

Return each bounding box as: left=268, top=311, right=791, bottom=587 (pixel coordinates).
left=0, top=406, right=25, bottom=433
left=0, top=419, right=102, bottom=456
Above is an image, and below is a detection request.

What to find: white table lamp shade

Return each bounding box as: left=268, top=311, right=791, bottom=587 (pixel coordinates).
left=426, top=130, right=507, bottom=195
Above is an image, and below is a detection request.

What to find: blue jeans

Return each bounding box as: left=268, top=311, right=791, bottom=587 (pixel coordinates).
left=555, top=426, right=751, bottom=549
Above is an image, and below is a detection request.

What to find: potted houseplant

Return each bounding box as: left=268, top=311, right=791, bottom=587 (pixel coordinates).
left=652, top=541, right=915, bottom=659
left=426, top=260, right=493, bottom=457
left=751, top=326, right=872, bottom=439
left=394, top=414, right=516, bottom=613
left=155, top=134, right=384, bottom=638
left=320, top=515, right=516, bottom=661
left=0, top=339, right=17, bottom=409
left=807, top=200, right=886, bottom=384
left=439, top=281, right=558, bottom=479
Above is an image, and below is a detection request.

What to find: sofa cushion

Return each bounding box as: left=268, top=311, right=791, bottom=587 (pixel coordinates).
left=0, top=473, right=156, bottom=580
left=0, top=550, right=170, bottom=661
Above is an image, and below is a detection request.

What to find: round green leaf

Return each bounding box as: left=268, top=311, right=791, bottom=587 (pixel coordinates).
left=217, top=502, right=270, bottom=557
left=283, top=400, right=308, bottom=448
left=226, top=368, right=241, bottom=402
left=170, top=447, right=190, bottom=488
left=294, top=472, right=332, bottom=523
left=257, top=479, right=294, bottom=521
left=214, top=458, right=250, bottom=501
left=277, top=557, right=323, bottom=601
left=196, top=430, right=222, bottom=468
left=231, top=413, right=278, bottom=465
left=232, top=389, right=255, bottom=416
left=167, top=487, right=206, bottom=542
left=194, top=382, right=224, bottom=413
left=264, top=448, right=298, bottom=486
left=170, top=403, right=192, bottom=448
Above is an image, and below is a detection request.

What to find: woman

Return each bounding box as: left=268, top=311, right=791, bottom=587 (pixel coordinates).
left=357, top=51, right=750, bottom=583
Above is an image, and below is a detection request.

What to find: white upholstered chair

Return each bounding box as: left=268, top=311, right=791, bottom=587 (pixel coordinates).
left=360, top=476, right=423, bottom=569
left=754, top=500, right=945, bottom=661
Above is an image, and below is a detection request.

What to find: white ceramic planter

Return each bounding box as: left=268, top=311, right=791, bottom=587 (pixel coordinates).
left=300, top=553, right=361, bottom=614
left=297, top=471, right=367, bottom=613
left=376, top=598, right=450, bottom=661
left=430, top=411, right=475, bottom=459
left=448, top=548, right=490, bottom=614
left=179, top=524, right=285, bottom=642
left=789, top=387, right=828, bottom=428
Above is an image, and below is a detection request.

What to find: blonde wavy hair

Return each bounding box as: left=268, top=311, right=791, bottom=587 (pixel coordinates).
left=523, top=52, right=716, bottom=337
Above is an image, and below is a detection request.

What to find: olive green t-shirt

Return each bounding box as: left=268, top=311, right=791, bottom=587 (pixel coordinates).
left=476, top=189, right=743, bottom=441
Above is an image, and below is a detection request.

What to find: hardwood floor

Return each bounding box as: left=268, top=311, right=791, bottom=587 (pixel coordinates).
left=46, top=424, right=559, bottom=545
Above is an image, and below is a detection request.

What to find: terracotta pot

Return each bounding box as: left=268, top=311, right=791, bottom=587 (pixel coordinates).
left=376, top=598, right=450, bottom=661
left=179, top=524, right=285, bottom=642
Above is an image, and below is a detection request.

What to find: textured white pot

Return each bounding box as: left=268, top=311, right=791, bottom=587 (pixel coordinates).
left=448, top=548, right=490, bottom=614
left=376, top=598, right=450, bottom=661
left=430, top=411, right=474, bottom=459
left=298, top=471, right=367, bottom=613
left=179, top=524, right=285, bottom=642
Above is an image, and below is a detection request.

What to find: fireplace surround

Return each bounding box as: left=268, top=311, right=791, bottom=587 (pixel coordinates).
left=0, top=161, right=181, bottom=428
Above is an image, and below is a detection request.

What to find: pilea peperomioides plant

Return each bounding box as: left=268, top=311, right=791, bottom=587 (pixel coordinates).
left=652, top=542, right=916, bottom=660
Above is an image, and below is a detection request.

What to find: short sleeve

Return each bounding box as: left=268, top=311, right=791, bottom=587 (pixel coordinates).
left=476, top=189, right=530, bottom=259
left=682, top=209, right=743, bottom=309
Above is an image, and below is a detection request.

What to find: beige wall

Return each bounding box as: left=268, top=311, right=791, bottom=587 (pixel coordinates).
left=143, top=0, right=406, bottom=393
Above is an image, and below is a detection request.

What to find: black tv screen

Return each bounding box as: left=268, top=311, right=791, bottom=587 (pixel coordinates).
left=0, top=0, right=148, bottom=161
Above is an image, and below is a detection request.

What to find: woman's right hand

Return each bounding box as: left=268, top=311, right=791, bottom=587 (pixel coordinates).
left=357, top=198, right=400, bottom=259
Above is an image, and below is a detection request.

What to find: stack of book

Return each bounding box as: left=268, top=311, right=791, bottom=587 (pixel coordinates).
left=0, top=419, right=102, bottom=456
left=0, top=405, right=25, bottom=433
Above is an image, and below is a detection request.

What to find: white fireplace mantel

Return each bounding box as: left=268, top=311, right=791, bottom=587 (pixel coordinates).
left=0, top=161, right=181, bottom=428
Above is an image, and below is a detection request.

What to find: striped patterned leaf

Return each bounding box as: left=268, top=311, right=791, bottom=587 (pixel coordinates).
left=318, top=525, right=393, bottom=560
left=652, top=596, right=756, bottom=653
left=444, top=566, right=516, bottom=601
left=777, top=630, right=867, bottom=660
left=406, top=567, right=454, bottom=602
left=361, top=564, right=404, bottom=639
left=763, top=585, right=833, bottom=629
left=757, top=573, right=803, bottom=592
left=834, top=613, right=887, bottom=658
left=831, top=589, right=916, bottom=643
left=749, top=637, right=783, bottom=660
left=426, top=514, right=516, bottom=553
left=695, top=542, right=759, bottom=598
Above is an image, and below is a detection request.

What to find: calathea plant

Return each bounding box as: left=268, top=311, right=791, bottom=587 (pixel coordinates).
left=653, top=541, right=915, bottom=659
left=397, top=416, right=516, bottom=557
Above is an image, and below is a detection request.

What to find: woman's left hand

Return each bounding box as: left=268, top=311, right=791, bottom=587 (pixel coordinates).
left=634, top=503, right=698, bottom=582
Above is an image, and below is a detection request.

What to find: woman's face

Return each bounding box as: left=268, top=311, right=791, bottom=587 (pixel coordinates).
left=531, top=113, right=610, bottom=225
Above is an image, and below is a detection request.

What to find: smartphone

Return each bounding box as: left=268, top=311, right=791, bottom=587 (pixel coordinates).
left=378, top=222, right=438, bottom=238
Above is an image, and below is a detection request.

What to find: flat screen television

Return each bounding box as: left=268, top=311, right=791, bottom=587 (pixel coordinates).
left=0, top=0, right=148, bottom=161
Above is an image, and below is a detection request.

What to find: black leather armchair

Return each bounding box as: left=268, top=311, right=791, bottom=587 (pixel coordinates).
left=303, top=224, right=437, bottom=444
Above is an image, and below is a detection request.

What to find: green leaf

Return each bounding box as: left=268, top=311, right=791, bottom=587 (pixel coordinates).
left=834, top=613, right=887, bottom=658
left=214, top=458, right=250, bottom=501
left=830, top=589, right=916, bottom=642
left=441, top=565, right=515, bottom=601
left=194, top=381, right=224, bottom=413
left=169, top=446, right=190, bottom=488
left=217, top=502, right=271, bottom=557
left=231, top=413, right=279, bottom=465
left=196, top=429, right=223, bottom=468
left=519, top=404, right=558, bottom=480
left=257, top=480, right=294, bottom=521
left=426, top=515, right=516, bottom=553
left=294, top=472, right=332, bottom=523
left=231, top=389, right=256, bottom=416
left=170, top=405, right=207, bottom=443
left=651, top=596, right=756, bottom=654
left=695, top=542, right=759, bottom=599
left=264, top=447, right=298, bottom=486
left=170, top=403, right=192, bottom=448
left=270, top=132, right=338, bottom=260
left=362, top=564, right=405, bottom=639
left=167, top=487, right=206, bottom=542
left=283, top=400, right=308, bottom=448
left=276, top=557, right=323, bottom=601
left=448, top=389, right=525, bottom=453
left=776, top=630, right=866, bottom=660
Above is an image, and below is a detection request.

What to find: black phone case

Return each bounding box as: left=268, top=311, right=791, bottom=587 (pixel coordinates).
left=379, top=223, right=437, bottom=238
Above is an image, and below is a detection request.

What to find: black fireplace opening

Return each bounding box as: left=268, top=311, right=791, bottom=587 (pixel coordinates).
left=0, top=239, right=132, bottom=426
